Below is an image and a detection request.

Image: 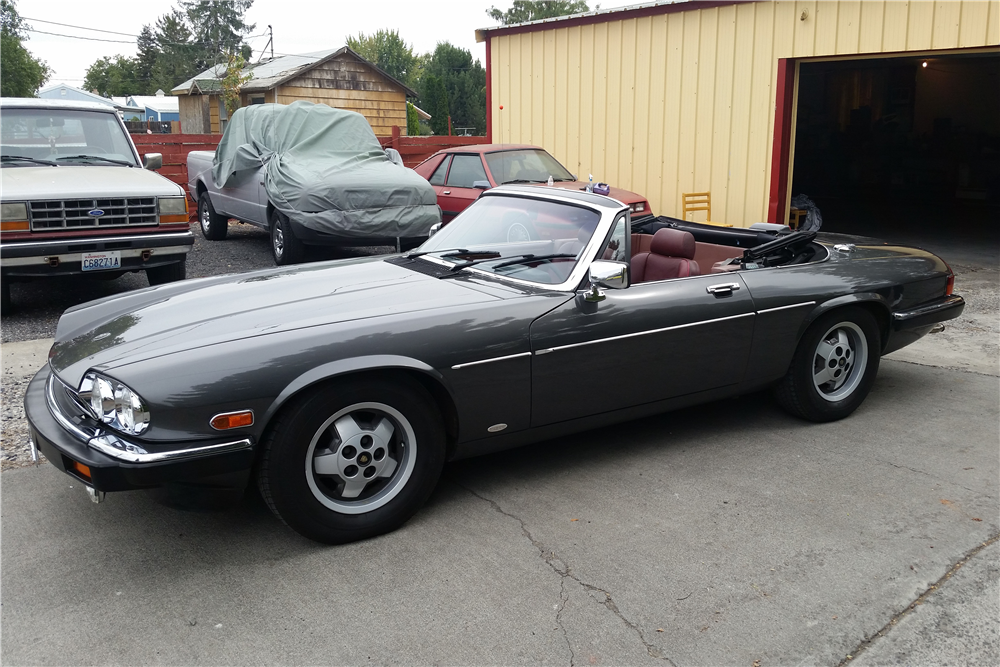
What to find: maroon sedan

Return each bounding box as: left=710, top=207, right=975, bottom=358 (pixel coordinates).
left=413, top=145, right=653, bottom=223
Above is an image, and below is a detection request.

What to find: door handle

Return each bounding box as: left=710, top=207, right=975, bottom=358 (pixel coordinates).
left=706, top=282, right=740, bottom=295
left=443, top=190, right=451, bottom=195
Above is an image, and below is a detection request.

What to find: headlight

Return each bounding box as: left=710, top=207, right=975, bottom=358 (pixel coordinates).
left=158, top=196, right=189, bottom=223
left=78, top=372, right=151, bottom=435
left=1, top=202, right=29, bottom=232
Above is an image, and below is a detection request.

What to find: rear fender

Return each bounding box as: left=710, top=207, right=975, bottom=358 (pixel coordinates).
left=800, top=293, right=892, bottom=352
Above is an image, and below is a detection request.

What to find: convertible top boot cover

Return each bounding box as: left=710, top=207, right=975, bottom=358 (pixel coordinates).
left=212, top=101, right=440, bottom=239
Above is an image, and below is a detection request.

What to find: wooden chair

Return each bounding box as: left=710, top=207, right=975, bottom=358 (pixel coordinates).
left=682, top=192, right=733, bottom=227
left=788, top=208, right=806, bottom=230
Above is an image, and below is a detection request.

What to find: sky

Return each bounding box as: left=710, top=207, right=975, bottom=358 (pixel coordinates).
left=22, top=0, right=636, bottom=90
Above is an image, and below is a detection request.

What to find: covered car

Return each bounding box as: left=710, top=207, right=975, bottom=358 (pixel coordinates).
left=209, top=101, right=439, bottom=254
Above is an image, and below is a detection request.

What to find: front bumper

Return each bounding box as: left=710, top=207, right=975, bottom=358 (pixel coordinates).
left=24, top=365, right=255, bottom=492
left=1, top=230, right=194, bottom=278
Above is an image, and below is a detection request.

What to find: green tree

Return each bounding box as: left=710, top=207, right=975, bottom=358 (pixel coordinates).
left=0, top=0, right=50, bottom=97
left=221, top=53, right=252, bottom=115
left=419, top=43, right=486, bottom=135
left=182, top=0, right=255, bottom=71
left=83, top=56, right=139, bottom=97
left=406, top=101, right=419, bottom=136
left=346, top=29, right=419, bottom=90
left=423, top=74, right=450, bottom=136
left=150, top=9, right=199, bottom=92
left=487, top=0, right=590, bottom=24
left=134, top=25, right=158, bottom=94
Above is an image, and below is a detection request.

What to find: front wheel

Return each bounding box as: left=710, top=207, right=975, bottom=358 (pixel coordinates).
left=146, top=259, right=186, bottom=286
left=270, top=209, right=306, bottom=265
left=258, top=376, right=446, bottom=544
left=774, top=306, right=881, bottom=422
left=198, top=192, right=228, bottom=240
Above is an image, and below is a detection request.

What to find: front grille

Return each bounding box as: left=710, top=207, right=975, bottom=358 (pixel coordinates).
left=29, top=198, right=158, bottom=231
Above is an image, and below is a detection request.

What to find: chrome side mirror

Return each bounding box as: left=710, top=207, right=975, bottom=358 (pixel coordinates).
left=142, top=153, right=162, bottom=170
left=428, top=222, right=442, bottom=237
left=583, top=260, right=629, bottom=302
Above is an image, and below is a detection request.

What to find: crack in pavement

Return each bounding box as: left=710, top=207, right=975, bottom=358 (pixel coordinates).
left=452, top=479, right=675, bottom=665
left=885, top=357, right=999, bottom=378
left=837, top=532, right=1000, bottom=666
left=878, top=459, right=982, bottom=496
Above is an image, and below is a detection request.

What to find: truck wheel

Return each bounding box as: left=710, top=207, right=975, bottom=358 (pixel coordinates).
left=198, top=192, right=228, bottom=241
left=146, top=259, right=186, bottom=286
left=270, top=209, right=306, bottom=265
left=1, top=280, right=11, bottom=316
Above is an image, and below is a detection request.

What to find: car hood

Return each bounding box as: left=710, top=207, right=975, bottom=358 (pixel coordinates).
left=0, top=165, right=183, bottom=199
left=545, top=181, right=645, bottom=205
left=49, top=256, right=500, bottom=385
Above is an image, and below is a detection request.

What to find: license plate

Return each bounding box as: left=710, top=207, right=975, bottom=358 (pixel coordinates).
left=81, top=251, right=121, bottom=271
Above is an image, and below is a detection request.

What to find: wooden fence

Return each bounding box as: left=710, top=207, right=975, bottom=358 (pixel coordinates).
left=131, top=128, right=488, bottom=218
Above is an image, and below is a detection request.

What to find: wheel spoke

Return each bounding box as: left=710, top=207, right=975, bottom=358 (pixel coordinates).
left=333, top=414, right=364, bottom=443
left=816, top=340, right=836, bottom=360
left=313, top=451, right=339, bottom=476
left=814, top=366, right=834, bottom=386
left=378, top=455, right=398, bottom=478
left=373, top=416, right=395, bottom=443
left=341, top=477, right=369, bottom=498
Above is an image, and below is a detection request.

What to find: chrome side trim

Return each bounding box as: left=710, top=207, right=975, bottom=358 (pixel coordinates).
left=533, top=312, right=755, bottom=355
left=451, top=352, right=532, bottom=370
left=0, top=231, right=194, bottom=251
left=756, top=301, right=816, bottom=315
left=893, top=295, right=965, bottom=321
left=46, top=372, right=252, bottom=464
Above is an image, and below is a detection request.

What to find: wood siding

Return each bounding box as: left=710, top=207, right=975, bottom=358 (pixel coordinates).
left=489, top=0, right=1000, bottom=226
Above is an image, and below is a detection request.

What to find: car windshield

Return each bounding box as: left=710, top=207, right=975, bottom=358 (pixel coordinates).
left=485, top=149, right=575, bottom=184
left=414, top=195, right=601, bottom=285
left=0, top=108, right=137, bottom=167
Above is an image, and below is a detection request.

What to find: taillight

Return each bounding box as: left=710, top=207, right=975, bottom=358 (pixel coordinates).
left=943, top=260, right=955, bottom=296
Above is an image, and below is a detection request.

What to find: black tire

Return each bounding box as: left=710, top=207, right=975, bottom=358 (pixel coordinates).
left=270, top=209, right=306, bottom=265
left=258, top=375, right=446, bottom=544
left=1, top=279, right=11, bottom=316
left=198, top=192, right=228, bottom=240
left=774, top=306, right=881, bottom=422
left=146, top=258, right=186, bottom=286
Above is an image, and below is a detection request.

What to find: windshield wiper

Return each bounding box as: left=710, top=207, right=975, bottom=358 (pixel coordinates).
left=1, top=155, right=58, bottom=166
left=501, top=178, right=546, bottom=184
left=405, top=247, right=470, bottom=259
left=446, top=252, right=578, bottom=273
left=55, top=154, right=133, bottom=166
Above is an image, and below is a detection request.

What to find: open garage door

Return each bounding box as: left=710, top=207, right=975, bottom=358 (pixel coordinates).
left=789, top=52, right=999, bottom=256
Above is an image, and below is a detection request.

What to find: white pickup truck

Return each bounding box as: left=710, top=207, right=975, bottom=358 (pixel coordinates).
left=0, top=98, right=193, bottom=314
left=187, top=102, right=439, bottom=265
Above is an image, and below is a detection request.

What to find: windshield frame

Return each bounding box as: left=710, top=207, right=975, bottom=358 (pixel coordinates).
left=416, top=186, right=627, bottom=292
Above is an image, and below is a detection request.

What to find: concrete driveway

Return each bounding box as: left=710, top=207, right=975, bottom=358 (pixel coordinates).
left=2, top=358, right=997, bottom=665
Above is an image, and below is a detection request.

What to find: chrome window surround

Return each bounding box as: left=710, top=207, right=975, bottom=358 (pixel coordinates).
left=422, top=186, right=627, bottom=293
left=46, top=372, right=251, bottom=464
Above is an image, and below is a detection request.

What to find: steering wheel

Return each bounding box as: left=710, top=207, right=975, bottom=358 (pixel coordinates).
left=505, top=220, right=539, bottom=243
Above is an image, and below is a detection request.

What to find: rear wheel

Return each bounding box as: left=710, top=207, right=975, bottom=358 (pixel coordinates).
left=258, top=376, right=446, bottom=544
left=198, top=192, right=228, bottom=240
left=146, top=259, right=186, bottom=286
left=270, top=209, right=306, bottom=265
left=775, top=306, right=881, bottom=422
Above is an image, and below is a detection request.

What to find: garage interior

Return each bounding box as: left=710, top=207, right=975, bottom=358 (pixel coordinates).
left=790, top=52, right=999, bottom=258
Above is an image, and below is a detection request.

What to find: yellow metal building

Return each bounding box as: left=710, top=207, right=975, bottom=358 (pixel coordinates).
left=477, top=0, right=1000, bottom=227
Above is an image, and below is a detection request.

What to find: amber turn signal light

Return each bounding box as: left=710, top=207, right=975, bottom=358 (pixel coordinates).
left=158, top=214, right=190, bottom=224
left=211, top=410, right=254, bottom=430
left=70, top=460, right=92, bottom=480
left=0, top=220, right=29, bottom=232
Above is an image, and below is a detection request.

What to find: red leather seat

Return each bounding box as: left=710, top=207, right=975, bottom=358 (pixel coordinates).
left=631, top=228, right=700, bottom=283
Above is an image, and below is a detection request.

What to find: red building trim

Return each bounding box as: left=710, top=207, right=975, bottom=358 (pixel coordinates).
left=767, top=58, right=796, bottom=225
left=485, top=34, right=493, bottom=143
left=479, top=1, right=740, bottom=40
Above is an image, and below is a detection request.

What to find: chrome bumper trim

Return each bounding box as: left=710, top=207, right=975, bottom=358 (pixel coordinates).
left=0, top=231, right=194, bottom=252
left=451, top=352, right=532, bottom=370
left=893, top=295, right=965, bottom=321
left=46, top=372, right=252, bottom=464
left=2, top=244, right=192, bottom=267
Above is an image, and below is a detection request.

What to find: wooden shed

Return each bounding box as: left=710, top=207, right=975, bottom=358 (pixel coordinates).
left=477, top=0, right=1000, bottom=229
left=172, top=47, right=417, bottom=136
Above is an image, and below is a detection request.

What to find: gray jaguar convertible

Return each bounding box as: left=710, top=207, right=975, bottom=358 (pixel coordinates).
left=25, top=185, right=964, bottom=543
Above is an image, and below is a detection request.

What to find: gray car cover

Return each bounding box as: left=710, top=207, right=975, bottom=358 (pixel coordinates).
left=212, top=101, right=439, bottom=239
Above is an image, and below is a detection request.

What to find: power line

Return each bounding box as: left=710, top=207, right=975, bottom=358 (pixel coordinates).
left=24, top=28, right=135, bottom=44
left=21, top=17, right=138, bottom=37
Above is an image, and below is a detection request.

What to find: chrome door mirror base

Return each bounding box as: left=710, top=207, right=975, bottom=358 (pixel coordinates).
left=142, top=153, right=162, bottom=170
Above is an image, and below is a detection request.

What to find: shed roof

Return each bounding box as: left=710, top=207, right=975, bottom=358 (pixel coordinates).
left=172, top=47, right=418, bottom=98
left=38, top=84, right=143, bottom=113
left=127, top=92, right=180, bottom=114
